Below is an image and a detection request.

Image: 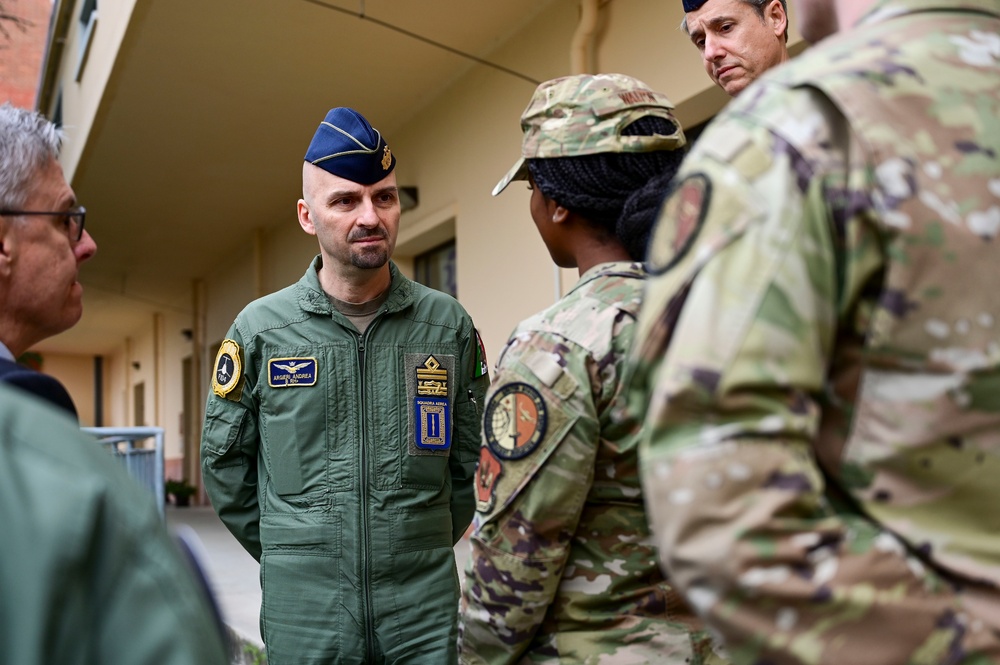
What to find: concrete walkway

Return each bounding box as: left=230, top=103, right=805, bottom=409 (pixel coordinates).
left=166, top=506, right=263, bottom=648
left=166, top=505, right=474, bottom=659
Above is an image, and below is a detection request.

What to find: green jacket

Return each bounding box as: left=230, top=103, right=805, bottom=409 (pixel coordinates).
left=202, top=257, right=489, bottom=664
left=0, top=383, right=229, bottom=665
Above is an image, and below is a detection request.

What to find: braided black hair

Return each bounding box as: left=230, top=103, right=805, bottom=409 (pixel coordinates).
left=527, top=115, right=685, bottom=260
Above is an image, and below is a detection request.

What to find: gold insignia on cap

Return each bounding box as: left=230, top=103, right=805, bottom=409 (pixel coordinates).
left=382, top=145, right=392, bottom=170
left=212, top=339, right=243, bottom=399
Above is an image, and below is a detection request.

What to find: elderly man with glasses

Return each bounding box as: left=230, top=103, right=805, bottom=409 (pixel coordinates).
left=0, top=103, right=97, bottom=418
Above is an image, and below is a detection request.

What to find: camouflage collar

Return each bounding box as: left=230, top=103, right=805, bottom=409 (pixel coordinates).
left=567, top=260, right=646, bottom=297
left=859, top=0, right=999, bottom=27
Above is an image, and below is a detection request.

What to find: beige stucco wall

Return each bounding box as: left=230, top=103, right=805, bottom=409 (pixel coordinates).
left=39, top=352, right=96, bottom=425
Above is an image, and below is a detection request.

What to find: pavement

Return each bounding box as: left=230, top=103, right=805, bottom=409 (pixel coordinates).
left=166, top=505, right=474, bottom=659
left=166, top=506, right=264, bottom=649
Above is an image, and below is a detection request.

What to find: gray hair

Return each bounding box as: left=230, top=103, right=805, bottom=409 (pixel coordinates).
left=0, top=103, right=63, bottom=209
left=681, top=0, right=789, bottom=42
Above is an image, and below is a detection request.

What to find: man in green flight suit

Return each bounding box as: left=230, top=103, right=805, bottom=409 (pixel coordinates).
left=201, top=107, right=490, bottom=664
left=631, top=0, right=1000, bottom=662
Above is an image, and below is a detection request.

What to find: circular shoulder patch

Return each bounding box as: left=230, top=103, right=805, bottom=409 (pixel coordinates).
left=484, top=382, right=547, bottom=460
left=212, top=339, right=243, bottom=398
left=647, top=173, right=711, bottom=275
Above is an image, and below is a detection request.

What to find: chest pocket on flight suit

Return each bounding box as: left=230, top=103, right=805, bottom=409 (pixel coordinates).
left=259, top=345, right=344, bottom=498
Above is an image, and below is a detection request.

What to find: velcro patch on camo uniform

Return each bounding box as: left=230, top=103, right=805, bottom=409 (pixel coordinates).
left=212, top=339, right=243, bottom=401
left=648, top=173, right=711, bottom=275
left=484, top=382, right=547, bottom=460
left=475, top=446, right=503, bottom=513
left=406, top=353, right=455, bottom=454
left=268, top=357, right=317, bottom=388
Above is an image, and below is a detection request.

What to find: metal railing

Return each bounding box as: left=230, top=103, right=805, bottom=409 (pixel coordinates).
left=83, top=426, right=165, bottom=517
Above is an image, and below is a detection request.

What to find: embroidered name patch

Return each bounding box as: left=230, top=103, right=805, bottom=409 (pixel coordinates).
left=484, top=382, right=547, bottom=460
left=268, top=357, right=318, bottom=388
left=212, top=339, right=243, bottom=400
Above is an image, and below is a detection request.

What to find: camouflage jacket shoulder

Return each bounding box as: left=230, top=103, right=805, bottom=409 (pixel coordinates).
left=631, top=0, right=1000, bottom=662
left=500, top=261, right=645, bottom=368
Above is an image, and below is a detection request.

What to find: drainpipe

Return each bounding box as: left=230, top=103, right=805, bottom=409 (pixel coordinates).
left=554, top=0, right=602, bottom=300
left=571, top=0, right=601, bottom=75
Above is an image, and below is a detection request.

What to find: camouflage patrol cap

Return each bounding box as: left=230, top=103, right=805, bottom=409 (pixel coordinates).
left=493, top=73, right=686, bottom=196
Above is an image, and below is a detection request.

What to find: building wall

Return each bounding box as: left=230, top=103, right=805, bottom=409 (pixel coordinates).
left=0, top=0, right=51, bottom=108
left=39, top=351, right=96, bottom=424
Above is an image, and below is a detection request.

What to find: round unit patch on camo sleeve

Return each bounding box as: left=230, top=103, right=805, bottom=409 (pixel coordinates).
left=484, top=382, right=547, bottom=460
left=647, top=173, right=711, bottom=275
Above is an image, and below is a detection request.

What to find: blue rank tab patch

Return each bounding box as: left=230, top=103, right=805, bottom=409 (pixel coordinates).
left=415, top=397, right=451, bottom=450
left=268, top=357, right=318, bottom=388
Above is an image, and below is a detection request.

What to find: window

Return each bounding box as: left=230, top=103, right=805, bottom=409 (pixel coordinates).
left=414, top=240, right=456, bottom=298
left=74, top=0, right=98, bottom=81
left=51, top=90, right=63, bottom=129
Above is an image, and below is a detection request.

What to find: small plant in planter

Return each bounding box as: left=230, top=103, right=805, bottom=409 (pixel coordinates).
left=165, top=478, right=197, bottom=506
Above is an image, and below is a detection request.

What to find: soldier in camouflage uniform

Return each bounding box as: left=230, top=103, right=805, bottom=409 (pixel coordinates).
left=459, top=74, right=724, bottom=664
left=629, top=0, right=1000, bottom=662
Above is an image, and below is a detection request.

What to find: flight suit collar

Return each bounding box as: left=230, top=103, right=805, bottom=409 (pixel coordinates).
left=296, top=255, right=414, bottom=317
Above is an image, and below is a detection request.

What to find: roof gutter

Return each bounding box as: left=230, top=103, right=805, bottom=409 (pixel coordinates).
left=35, top=0, right=74, bottom=115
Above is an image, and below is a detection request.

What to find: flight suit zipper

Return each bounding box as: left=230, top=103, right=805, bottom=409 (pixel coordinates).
left=356, top=313, right=383, bottom=664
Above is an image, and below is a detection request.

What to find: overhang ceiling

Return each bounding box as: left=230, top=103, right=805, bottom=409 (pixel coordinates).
left=40, top=0, right=559, bottom=354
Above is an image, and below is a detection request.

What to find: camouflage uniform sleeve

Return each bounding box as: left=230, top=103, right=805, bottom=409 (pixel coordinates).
left=201, top=325, right=263, bottom=561
left=634, top=87, right=976, bottom=664
left=459, top=328, right=600, bottom=664
left=450, top=323, right=491, bottom=544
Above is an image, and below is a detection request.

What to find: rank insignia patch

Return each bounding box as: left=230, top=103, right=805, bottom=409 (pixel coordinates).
left=212, top=339, right=242, bottom=400
left=408, top=354, right=454, bottom=454
left=415, top=397, right=451, bottom=450
left=485, top=382, right=547, bottom=460
left=382, top=145, right=392, bottom=170
left=475, top=446, right=503, bottom=513
left=417, top=355, right=449, bottom=396
left=268, top=357, right=317, bottom=388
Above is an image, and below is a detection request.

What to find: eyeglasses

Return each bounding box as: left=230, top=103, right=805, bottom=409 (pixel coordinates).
left=0, top=206, right=87, bottom=242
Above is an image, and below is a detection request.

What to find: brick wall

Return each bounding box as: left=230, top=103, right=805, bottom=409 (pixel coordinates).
left=0, top=0, right=53, bottom=109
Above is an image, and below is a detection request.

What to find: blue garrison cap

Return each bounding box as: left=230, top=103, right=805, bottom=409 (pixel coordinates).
left=683, top=0, right=708, bottom=10
left=304, top=107, right=396, bottom=185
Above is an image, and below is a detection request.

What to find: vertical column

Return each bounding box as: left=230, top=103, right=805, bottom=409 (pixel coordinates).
left=153, top=312, right=164, bottom=427
left=190, top=279, right=206, bottom=498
